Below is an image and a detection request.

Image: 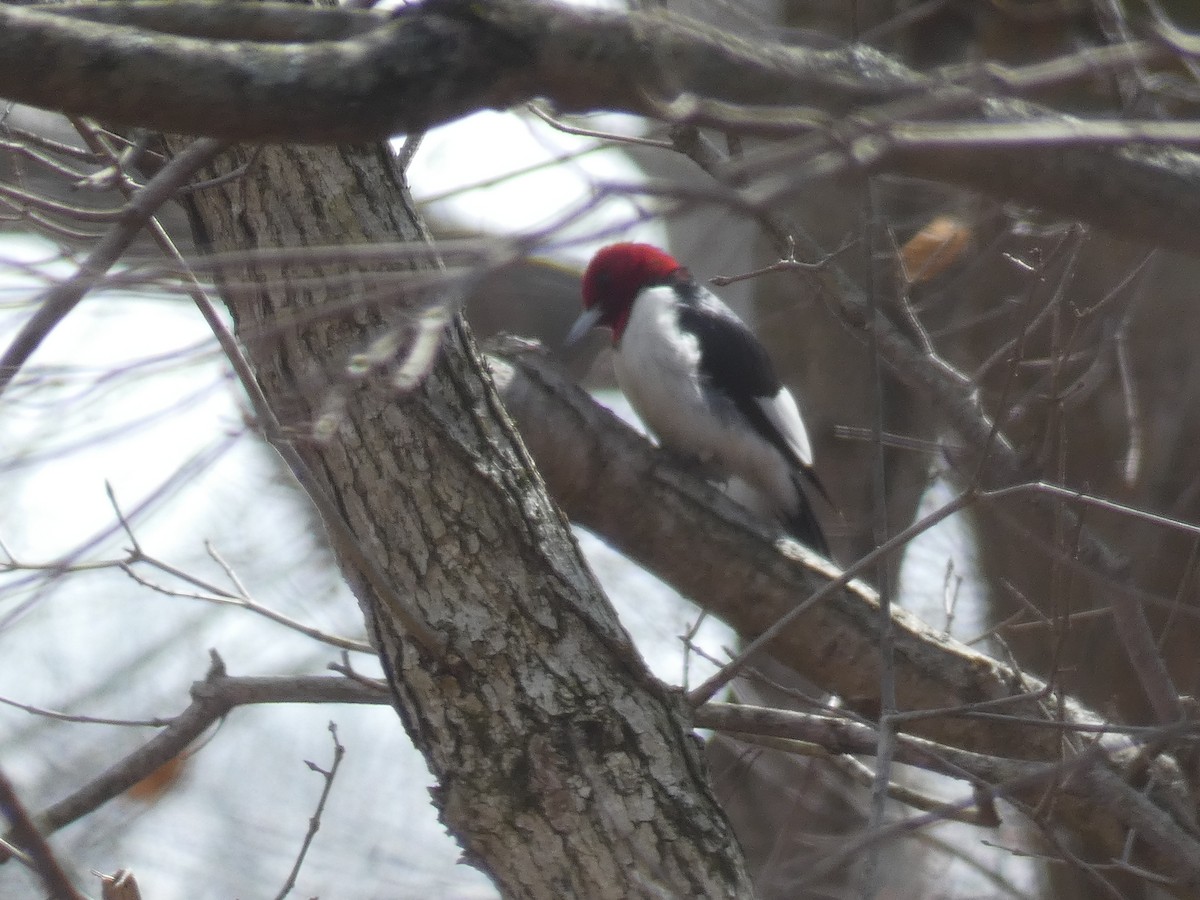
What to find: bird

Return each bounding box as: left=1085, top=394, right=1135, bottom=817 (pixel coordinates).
left=567, top=242, right=830, bottom=555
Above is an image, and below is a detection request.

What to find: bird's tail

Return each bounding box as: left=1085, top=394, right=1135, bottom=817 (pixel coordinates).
left=786, top=474, right=830, bottom=558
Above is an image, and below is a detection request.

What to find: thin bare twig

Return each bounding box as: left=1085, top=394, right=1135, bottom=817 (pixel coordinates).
left=4, top=491, right=374, bottom=652
left=4, top=654, right=386, bottom=849
left=793, top=739, right=1121, bottom=892
left=716, top=729, right=996, bottom=826
left=0, top=137, right=94, bottom=184
left=527, top=102, right=675, bottom=150
left=327, top=653, right=389, bottom=693
left=0, top=837, right=33, bottom=870
left=272, top=722, right=346, bottom=900
left=0, top=694, right=168, bottom=728
left=686, top=489, right=974, bottom=706
left=0, top=434, right=240, bottom=631
left=707, top=237, right=856, bottom=287
left=96, top=868, right=143, bottom=900
left=679, top=610, right=708, bottom=692
left=0, top=180, right=124, bottom=222
left=394, top=130, right=424, bottom=172
left=0, top=136, right=227, bottom=398
left=104, top=480, right=142, bottom=554
left=861, top=177, right=899, bottom=900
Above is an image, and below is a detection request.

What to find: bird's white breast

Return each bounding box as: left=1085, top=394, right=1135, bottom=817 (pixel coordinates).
left=613, top=286, right=801, bottom=518
left=613, top=286, right=712, bottom=453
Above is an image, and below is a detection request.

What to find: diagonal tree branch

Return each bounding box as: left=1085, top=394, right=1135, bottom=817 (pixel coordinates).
left=488, top=348, right=1200, bottom=889
left=488, top=351, right=1091, bottom=759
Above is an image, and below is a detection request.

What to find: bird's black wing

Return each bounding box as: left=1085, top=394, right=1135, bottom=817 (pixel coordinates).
left=674, top=281, right=798, bottom=465
left=783, top=472, right=830, bottom=556
left=676, top=279, right=834, bottom=552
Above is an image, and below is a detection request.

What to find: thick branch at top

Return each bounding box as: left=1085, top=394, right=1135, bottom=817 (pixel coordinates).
left=6, top=0, right=1200, bottom=252
left=0, top=0, right=919, bottom=144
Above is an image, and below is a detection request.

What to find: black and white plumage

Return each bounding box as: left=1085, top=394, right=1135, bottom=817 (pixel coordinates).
left=568, top=242, right=830, bottom=554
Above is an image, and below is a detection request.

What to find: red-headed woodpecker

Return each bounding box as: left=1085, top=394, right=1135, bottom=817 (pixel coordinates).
left=568, top=242, right=830, bottom=555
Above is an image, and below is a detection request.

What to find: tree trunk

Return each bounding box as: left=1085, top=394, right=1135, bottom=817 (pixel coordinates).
left=171, top=139, right=752, bottom=898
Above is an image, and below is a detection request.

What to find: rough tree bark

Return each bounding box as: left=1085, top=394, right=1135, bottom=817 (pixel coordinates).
left=170, top=140, right=753, bottom=896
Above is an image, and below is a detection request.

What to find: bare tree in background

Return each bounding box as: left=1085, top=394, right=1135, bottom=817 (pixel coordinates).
left=6, top=1, right=1200, bottom=898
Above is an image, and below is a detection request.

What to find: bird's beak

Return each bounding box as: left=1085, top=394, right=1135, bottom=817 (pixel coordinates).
left=564, top=306, right=603, bottom=346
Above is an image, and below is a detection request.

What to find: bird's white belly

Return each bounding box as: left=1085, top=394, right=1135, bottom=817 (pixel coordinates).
left=613, top=301, right=797, bottom=518
left=614, top=344, right=706, bottom=451
left=614, top=299, right=715, bottom=455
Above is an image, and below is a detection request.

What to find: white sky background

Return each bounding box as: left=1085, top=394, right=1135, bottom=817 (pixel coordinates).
left=0, top=102, right=1007, bottom=898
